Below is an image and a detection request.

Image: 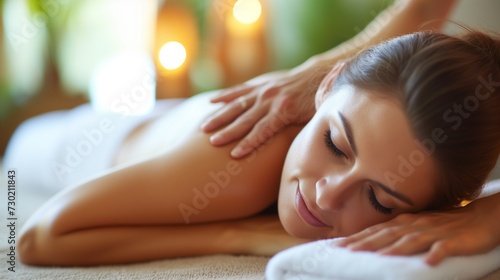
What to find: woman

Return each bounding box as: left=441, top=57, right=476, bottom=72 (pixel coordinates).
left=12, top=30, right=500, bottom=266
left=203, top=0, right=500, bottom=266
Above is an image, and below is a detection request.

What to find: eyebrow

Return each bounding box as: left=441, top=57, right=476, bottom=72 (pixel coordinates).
left=372, top=181, right=415, bottom=206
left=338, top=112, right=357, bottom=156
left=337, top=112, right=414, bottom=206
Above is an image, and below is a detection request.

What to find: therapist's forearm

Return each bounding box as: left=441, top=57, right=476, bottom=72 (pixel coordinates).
left=298, top=0, right=458, bottom=72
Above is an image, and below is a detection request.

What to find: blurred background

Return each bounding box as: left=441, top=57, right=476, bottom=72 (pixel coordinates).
left=1, top=0, right=499, bottom=158
left=0, top=0, right=394, bottom=157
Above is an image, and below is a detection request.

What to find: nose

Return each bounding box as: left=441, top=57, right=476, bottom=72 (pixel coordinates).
left=315, top=174, right=357, bottom=211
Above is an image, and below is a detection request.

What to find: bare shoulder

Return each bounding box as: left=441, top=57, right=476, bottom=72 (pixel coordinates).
left=28, top=91, right=303, bottom=235
left=115, top=91, right=224, bottom=165
left=149, top=103, right=302, bottom=224
left=119, top=91, right=302, bottom=163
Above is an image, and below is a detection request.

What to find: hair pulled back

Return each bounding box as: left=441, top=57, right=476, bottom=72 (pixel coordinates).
left=334, top=30, right=500, bottom=208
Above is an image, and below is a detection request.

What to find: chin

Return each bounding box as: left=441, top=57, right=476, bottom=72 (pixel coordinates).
left=279, top=216, right=310, bottom=239
left=278, top=180, right=331, bottom=240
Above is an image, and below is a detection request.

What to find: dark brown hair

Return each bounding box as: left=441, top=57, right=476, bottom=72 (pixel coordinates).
left=333, top=30, right=500, bottom=209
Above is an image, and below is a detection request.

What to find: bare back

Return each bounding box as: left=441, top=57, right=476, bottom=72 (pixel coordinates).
left=104, top=92, right=303, bottom=223
left=21, top=92, right=303, bottom=246
left=18, top=92, right=306, bottom=265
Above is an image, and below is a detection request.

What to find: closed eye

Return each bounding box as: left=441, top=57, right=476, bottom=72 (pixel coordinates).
left=368, top=186, right=392, bottom=215
left=323, top=130, right=347, bottom=158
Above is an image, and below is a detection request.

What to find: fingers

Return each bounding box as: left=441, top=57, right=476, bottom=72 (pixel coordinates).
left=340, top=232, right=469, bottom=267
left=209, top=105, right=266, bottom=149
left=335, top=221, right=397, bottom=247
left=201, top=95, right=257, bottom=133
left=424, top=237, right=493, bottom=266
left=423, top=239, right=475, bottom=266
left=341, top=226, right=409, bottom=252
left=335, top=222, right=476, bottom=266
left=230, top=113, right=287, bottom=158
left=377, top=232, right=436, bottom=256
left=334, top=215, right=435, bottom=258
left=333, top=201, right=500, bottom=266
left=210, top=86, right=252, bottom=103
left=424, top=241, right=453, bottom=266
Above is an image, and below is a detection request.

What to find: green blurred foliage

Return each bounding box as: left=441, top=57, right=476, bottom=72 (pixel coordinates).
left=0, top=85, right=11, bottom=119
left=0, top=0, right=11, bottom=119
left=175, top=0, right=394, bottom=70
left=267, top=0, right=393, bottom=69
left=0, top=0, right=396, bottom=115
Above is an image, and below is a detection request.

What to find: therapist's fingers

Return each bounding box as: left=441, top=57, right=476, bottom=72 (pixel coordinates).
left=201, top=94, right=257, bottom=133
left=230, top=94, right=303, bottom=158
left=208, top=102, right=267, bottom=147
left=230, top=113, right=288, bottom=158
left=210, top=85, right=253, bottom=104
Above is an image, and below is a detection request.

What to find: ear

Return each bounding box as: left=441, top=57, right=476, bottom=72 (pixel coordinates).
left=315, top=61, right=346, bottom=109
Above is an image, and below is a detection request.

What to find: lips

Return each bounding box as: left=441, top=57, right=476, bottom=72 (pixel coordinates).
left=295, top=187, right=330, bottom=228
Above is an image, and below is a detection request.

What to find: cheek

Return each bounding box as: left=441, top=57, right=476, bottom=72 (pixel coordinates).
left=278, top=191, right=395, bottom=239
left=277, top=184, right=309, bottom=238
left=284, top=121, right=325, bottom=170
left=278, top=184, right=301, bottom=236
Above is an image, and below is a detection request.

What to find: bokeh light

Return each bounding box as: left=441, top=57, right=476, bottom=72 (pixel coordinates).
left=233, top=0, right=262, bottom=24
left=159, top=41, right=187, bottom=70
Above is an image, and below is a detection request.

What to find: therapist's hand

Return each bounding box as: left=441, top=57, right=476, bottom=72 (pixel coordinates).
left=201, top=66, right=327, bottom=158
left=335, top=193, right=500, bottom=266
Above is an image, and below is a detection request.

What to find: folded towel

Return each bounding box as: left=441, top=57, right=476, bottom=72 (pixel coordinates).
left=266, top=240, right=500, bottom=280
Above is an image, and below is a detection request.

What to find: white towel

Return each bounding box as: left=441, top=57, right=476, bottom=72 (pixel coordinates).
left=266, top=240, right=500, bottom=280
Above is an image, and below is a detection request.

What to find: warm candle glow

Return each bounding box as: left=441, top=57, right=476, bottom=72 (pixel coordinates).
left=159, top=41, right=187, bottom=70
left=233, top=0, right=262, bottom=24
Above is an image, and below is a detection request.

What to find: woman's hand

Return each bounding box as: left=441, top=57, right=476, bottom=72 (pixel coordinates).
left=201, top=64, right=327, bottom=158
left=334, top=193, right=500, bottom=266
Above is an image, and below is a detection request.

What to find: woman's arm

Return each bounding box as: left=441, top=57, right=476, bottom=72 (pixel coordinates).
left=19, top=212, right=303, bottom=266
left=18, top=122, right=305, bottom=266
left=203, top=0, right=458, bottom=158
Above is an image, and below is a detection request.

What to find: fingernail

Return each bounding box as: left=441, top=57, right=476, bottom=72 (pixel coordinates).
left=201, top=121, right=213, bottom=132
left=210, top=134, right=224, bottom=145
left=231, top=146, right=246, bottom=158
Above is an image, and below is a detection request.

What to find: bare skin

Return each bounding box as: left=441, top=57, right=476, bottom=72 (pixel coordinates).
left=336, top=184, right=500, bottom=265
left=17, top=81, right=500, bottom=268
left=202, top=0, right=458, bottom=158
left=200, top=0, right=500, bottom=265
left=18, top=92, right=308, bottom=266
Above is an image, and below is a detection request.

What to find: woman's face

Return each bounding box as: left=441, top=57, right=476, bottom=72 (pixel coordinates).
left=278, top=85, right=438, bottom=239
